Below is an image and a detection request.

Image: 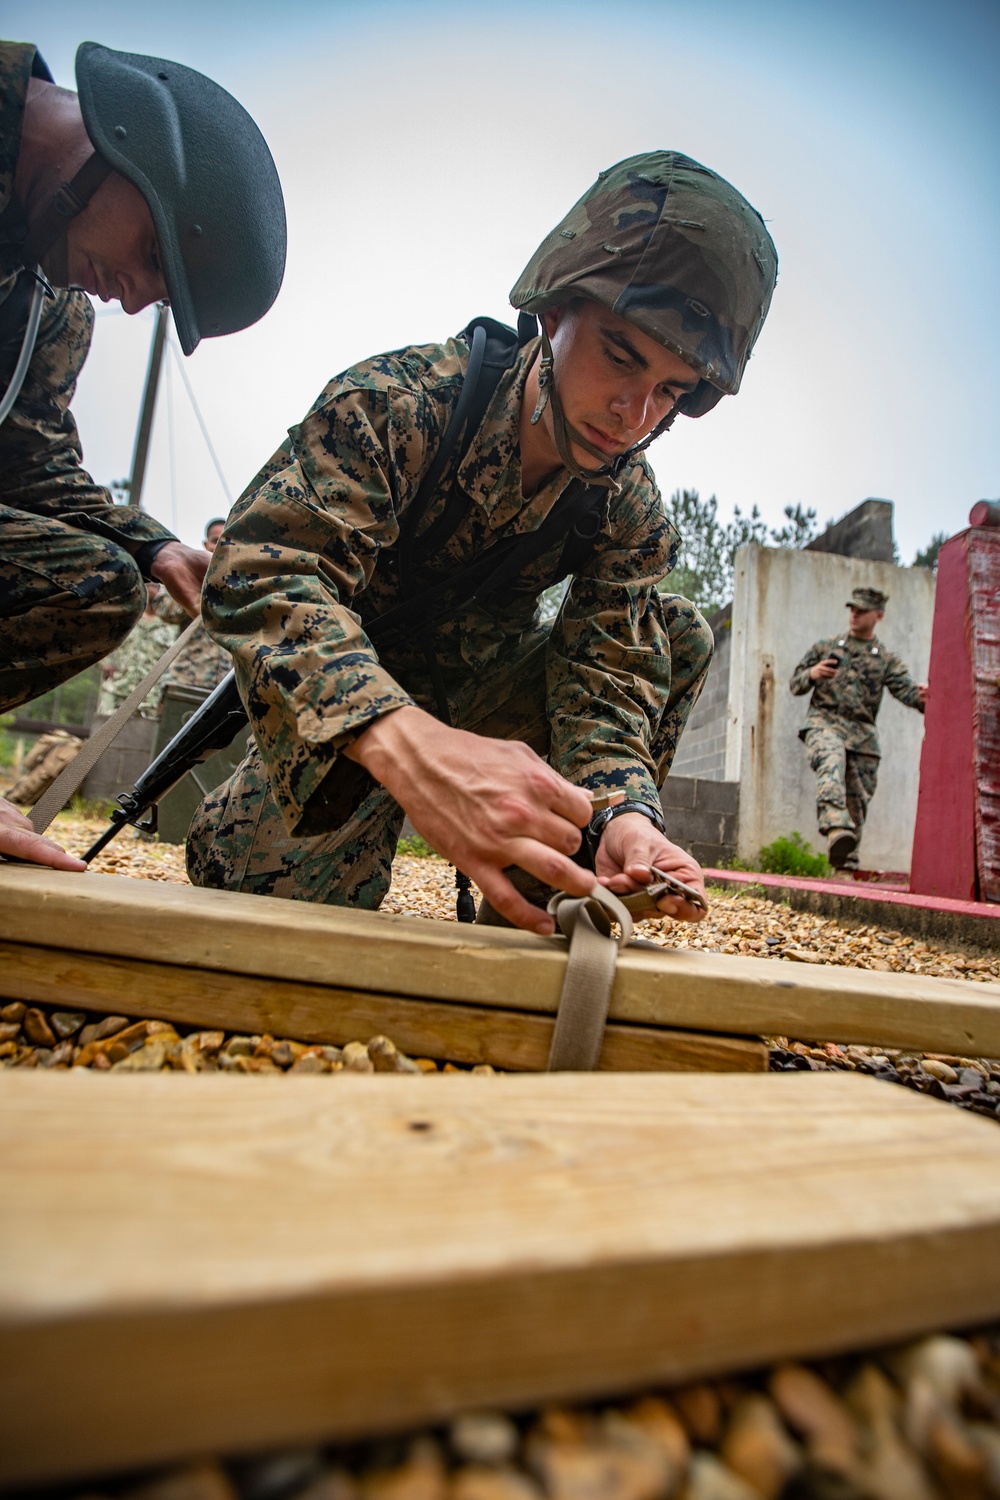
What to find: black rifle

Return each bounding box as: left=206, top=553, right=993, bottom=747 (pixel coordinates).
left=82, top=672, right=246, bottom=862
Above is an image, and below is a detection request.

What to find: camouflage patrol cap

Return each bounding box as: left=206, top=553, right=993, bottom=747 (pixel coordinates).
left=847, top=588, right=888, bottom=611
left=510, top=151, right=778, bottom=418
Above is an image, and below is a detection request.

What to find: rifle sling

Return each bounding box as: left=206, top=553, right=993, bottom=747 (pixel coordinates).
left=27, top=618, right=201, bottom=838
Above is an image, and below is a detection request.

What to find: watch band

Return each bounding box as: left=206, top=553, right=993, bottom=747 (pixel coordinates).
left=587, top=798, right=665, bottom=855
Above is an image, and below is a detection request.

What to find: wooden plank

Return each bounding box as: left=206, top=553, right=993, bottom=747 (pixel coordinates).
left=0, top=940, right=765, bottom=1073
left=2, top=1071, right=999, bottom=1485
left=2, top=867, right=999, bottom=1054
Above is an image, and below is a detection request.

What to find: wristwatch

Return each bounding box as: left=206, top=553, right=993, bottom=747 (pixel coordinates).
left=587, top=798, right=665, bottom=858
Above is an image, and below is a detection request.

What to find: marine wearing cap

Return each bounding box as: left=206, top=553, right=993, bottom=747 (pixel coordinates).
left=791, top=584, right=927, bottom=869
left=847, top=588, right=888, bottom=611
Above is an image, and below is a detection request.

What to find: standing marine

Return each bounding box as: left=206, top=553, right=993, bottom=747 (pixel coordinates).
left=0, top=38, right=286, bottom=869
left=190, top=151, right=778, bottom=933
left=790, top=587, right=928, bottom=869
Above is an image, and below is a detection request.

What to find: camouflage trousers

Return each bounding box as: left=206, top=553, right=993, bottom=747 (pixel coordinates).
left=0, top=505, right=146, bottom=714
left=187, top=594, right=713, bottom=907
left=803, top=726, right=879, bottom=864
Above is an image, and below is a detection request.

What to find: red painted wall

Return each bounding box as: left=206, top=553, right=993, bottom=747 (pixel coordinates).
left=911, top=527, right=1000, bottom=902
left=910, top=534, right=977, bottom=900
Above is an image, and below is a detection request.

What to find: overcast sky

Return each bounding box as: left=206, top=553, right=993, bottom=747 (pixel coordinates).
left=11, top=0, right=999, bottom=562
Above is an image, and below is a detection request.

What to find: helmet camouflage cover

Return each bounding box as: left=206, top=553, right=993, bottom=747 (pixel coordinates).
left=510, top=151, right=777, bottom=418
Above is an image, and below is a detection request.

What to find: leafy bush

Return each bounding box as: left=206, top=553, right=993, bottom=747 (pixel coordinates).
left=757, top=831, right=831, bottom=878
left=396, top=833, right=439, bottom=859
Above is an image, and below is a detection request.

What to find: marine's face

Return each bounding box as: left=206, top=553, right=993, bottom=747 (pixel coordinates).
left=541, top=299, right=699, bottom=467
left=204, top=524, right=225, bottom=552
left=848, top=606, right=884, bottom=639
left=66, top=171, right=168, bottom=315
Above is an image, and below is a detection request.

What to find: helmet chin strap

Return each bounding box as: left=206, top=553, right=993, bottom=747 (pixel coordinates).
left=529, top=323, right=622, bottom=493
left=528, top=322, right=684, bottom=492
left=22, top=151, right=113, bottom=286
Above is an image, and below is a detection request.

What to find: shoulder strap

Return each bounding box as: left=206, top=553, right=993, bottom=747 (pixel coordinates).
left=399, top=315, right=530, bottom=583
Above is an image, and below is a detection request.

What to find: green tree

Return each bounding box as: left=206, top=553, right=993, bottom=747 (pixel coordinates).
left=661, top=491, right=818, bottom=616
left=913, top=532, right=948, bottom=571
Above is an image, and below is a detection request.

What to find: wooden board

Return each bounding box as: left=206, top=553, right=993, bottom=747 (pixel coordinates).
left=2, top=1071, right=999, bottom=1485
left=0, top=940, right=765, bottom=1073
left=2, top=867, right=999, bottom=1055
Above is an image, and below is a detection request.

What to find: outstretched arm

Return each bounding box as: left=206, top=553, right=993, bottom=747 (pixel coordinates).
left=344, top=706, right=595, bottom=934
left=884, top=651, right=927, bottom=712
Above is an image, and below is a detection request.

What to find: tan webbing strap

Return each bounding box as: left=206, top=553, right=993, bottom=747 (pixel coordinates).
left=545, top=885, right=633, bottom=1071
left=28, top=618, right=200, bottom=837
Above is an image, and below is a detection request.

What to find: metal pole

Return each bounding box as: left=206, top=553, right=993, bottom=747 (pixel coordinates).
left=128, top=302, right=169, bottom=509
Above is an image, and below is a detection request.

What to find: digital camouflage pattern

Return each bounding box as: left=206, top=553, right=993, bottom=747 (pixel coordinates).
left=152, top=592, right=231, bottom=692
left=95, top=609, right=176, bottom=717
left=510, top=151, right=778, bottom=419
left=192, top=333, right=713, bottom=897
left=847, top=587, right=888, bottom=611
left=802, top=727, right=879, bottom=861
left=790, top=632, right=925, bottom=757
left=162, top=619, right=231, bottom=693
left=0, top=41, right=176, bottom=714
left=792, top=630, right=925, bottom=859
left=189, top=596, right=711, bottom=902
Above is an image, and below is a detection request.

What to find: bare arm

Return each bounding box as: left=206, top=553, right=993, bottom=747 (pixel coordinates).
left=594, top=812, right=707, bottom=922
left=150, top=541, right=210, bottom=617
left=344, top=706, right=595, bottom=934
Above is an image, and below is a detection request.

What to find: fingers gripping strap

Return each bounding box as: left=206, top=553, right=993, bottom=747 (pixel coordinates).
left=545, top=886, right=633, bottom=1071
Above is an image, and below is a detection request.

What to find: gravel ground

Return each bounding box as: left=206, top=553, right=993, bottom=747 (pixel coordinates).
left=8, top=815, right=1000, bottom=1496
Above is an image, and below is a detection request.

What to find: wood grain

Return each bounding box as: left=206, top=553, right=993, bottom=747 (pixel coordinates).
left=2, top=868, right=999, bottom=1054
left=2, top=1071, right=999, bottom=1485
left=0, top=940, right=765, bottom=1073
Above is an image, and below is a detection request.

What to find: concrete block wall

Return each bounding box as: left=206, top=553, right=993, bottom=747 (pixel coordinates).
left=669, top=604, right=732, bottom=782
left=660, top=774, right=740, bottom=869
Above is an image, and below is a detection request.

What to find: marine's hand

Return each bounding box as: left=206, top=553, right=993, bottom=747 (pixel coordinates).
left=809, top=657, right=840, bottom=681
left=595, top=813, right=706, bottom=922
left=918, top=682, right=929, bottom=706
left=150, top=541, right=209, bottom=617
left=344, top=706, right=593, bottom=934
left=0, top=797, right=87, bottom=871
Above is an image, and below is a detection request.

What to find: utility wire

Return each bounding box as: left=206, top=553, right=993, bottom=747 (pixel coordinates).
left=166, top=329, right=234, bottom=506
left=166, top=342, right=178, bottom=534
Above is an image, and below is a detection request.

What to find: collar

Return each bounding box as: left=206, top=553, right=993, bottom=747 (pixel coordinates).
left=456, top=337, right=580, bottom=534
left=839, top=633, right=881, bottom=654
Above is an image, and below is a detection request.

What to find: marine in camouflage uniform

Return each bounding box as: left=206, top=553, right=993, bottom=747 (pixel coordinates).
left=0, top=44, right=177, bottom=714
left=155, top=589, right=231, bottom=694
left=791, top=587, right=927, bottom=868
left=190, top=152, right=778, bottom=923
left=0, top=39, right=285, bottom=717
left=95, top=593, right=177, bottom=717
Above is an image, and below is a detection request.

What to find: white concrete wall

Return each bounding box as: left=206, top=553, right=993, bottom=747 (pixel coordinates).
left=725, top=546, right=935, bottom=872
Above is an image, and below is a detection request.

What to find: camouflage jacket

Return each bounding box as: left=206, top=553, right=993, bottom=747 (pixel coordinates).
left=163, top=620, right=231, bottom=693
left=0, top=41, right=174, bottom=568
left=204, top=335, right=682, bottom=837
left=95, top=612, right=177, bottom=716
left=790, top=632, right=924, bottom=756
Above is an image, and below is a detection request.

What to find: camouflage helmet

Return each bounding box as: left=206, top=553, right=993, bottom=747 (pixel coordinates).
left=74, top=42, right=286, bottom=355
left=510, top=151, right=777, bottom=420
